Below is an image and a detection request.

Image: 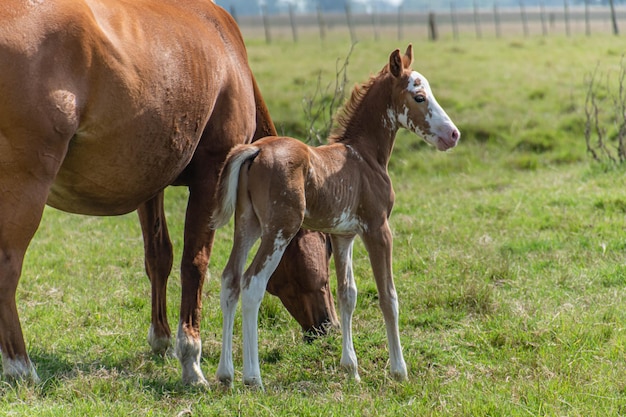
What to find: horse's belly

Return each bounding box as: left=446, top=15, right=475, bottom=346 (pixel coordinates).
left=47, top=131, right=199, bottom=216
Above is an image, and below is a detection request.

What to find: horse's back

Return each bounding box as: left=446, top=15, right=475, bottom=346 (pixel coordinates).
left=0, top=0, right=256, bottom=215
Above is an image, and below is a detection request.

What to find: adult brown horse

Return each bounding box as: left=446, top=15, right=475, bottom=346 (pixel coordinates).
left=0, top=0, right=337, bottom=385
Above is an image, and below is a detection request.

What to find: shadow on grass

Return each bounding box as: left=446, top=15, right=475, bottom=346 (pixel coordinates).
left=23, top=349, right=196, bottom=397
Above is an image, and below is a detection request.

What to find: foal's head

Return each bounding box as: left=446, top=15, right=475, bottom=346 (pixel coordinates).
left=387, top=45, right=460, bottom=151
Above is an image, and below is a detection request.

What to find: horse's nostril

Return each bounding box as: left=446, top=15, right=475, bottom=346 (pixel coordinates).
left=452, top=129, right=460, bottom=141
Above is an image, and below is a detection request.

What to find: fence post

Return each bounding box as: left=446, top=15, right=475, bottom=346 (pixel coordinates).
left=473, top=1, right=482, bottom=39
left=317, top=3, right=326, bottom=42
left=540, top=1, right=548, bottom=36
left=289, top=3, right=298, bottom=43
left=397, top=5, right=404, bottom=41
left=262, top=5, right=271, bottom=44
left=450, top=2, right=459, bottom=41
left=474, top=1, right=483, bottom=39
left=345, top=1, right=357, bottom=43
left=494, top=2, right=501, bottom=38
left=229, top=5, right=238, bottom=24
left=428, top=12, right=438, bottom=41
left=563, top=0, right=570, bottom=37
left=584, top=0, right=590, bottom=36
left=519, top=1, right=529, bottom=37
left=609, top=0, right=619, bottom=35
left=371, top=8, right=380, bottom=41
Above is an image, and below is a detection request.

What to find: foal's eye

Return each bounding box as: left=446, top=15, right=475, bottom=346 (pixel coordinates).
left=414, top=95, right=426, bottom=103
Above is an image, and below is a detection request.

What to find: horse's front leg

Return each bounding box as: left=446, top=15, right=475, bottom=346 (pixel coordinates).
left=137, top=192, right=174, bottom=356
left=1, top=128, right=70, bottom=382
left=362, top=223, right=407, bottom=381
left=330, top=234, right=360, bottom=382
left=0, top=244, right=39, bottom=383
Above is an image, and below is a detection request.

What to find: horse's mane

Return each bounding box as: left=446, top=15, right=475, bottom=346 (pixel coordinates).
left=328, top=66, right=388, bottom=143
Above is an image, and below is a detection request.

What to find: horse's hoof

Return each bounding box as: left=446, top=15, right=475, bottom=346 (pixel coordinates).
left=181, top=364, right=208, bottom=386
left=183, top=373, right=209, bottom=387
left=2, top=358, right=40, bottom=384
left=148, top=327, right=172, bottom=356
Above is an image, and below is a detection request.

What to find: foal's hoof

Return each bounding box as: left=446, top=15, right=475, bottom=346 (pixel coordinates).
left=343, top=368, right=361, bottom=383
left=216, top=375, right=234, bottom=390
left=341, top=362, right=361, bottom=383
left=390, top=369, right=408, bottom=382
left=243, top=376, right=265, bottom=391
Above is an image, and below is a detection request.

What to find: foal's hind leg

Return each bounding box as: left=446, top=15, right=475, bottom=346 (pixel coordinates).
left=362, top=224, right=407, bottom=381
left=330, top=235, right=361, bottom=382
left=240, top=226, right=298, bottom=389
left=216, top=205, right=262, bottom=388
left=137, top=192, right=174, bottom=356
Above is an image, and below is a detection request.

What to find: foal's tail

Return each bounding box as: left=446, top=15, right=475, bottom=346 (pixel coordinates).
left=210, top=145, right=261, bottom=229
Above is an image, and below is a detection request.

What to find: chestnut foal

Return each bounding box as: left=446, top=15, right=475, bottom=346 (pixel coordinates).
left=211, top=45, right=460, bottom=388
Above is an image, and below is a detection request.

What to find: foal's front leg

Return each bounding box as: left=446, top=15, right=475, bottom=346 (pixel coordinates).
left=362, top=223, right=407, bottom=381
left=330, top=235, right=360, bottom=381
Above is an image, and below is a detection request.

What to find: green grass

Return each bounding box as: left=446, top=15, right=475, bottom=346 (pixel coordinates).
left=4, top=33, right=626, bottom=415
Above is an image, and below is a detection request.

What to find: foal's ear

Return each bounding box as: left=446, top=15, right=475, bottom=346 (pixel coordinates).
left=389, top=49, right=403, bottom=78
left=402, top=44, right=414, bottom=68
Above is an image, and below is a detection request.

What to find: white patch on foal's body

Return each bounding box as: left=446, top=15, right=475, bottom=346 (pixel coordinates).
left=330, top=210, right=366, bottom=233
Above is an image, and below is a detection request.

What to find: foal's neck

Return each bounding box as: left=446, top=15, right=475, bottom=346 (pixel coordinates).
left=333, top=77, right=399, bottom=168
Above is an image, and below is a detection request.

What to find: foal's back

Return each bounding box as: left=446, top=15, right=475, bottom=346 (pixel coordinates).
left=244, top=135, right=382, bottom=235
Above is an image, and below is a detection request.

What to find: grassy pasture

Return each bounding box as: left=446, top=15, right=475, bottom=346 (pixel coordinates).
left=4, top=33, right=626, bottom=415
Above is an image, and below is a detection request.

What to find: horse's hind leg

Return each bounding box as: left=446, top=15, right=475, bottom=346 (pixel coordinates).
left=175, top=182, right=216, bottom=386
left=137, top=192, right=173, bottom=355
left=330, top=234, right=360, bottom=382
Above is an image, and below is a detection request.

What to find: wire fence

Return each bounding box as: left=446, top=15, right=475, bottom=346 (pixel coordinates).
left=232, top=4, right=626, bottom=43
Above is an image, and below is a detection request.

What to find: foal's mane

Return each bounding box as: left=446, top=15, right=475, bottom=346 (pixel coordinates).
left=328, top=66, right=390, bottom=143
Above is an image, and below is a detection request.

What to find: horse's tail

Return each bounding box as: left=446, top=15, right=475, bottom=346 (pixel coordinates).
left=210, top=145, right=261, bottom=229
left=251, top=73, right=277, bottom=141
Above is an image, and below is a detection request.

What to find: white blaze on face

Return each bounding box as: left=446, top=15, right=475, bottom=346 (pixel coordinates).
left=402, top=71, right=458, bottom=148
